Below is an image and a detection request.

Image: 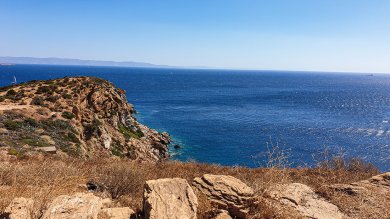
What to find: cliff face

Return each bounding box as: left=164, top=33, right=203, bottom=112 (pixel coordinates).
left=0, top=76, right=170, bottom=161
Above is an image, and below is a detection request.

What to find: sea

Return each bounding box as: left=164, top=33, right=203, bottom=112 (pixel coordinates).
left=1, top=65, right=389, bottom=171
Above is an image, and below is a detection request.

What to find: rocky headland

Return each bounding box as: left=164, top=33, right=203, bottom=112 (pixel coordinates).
left=0, top=76, right=170, bottom=161
left=0, top=77, right=389, bottom=219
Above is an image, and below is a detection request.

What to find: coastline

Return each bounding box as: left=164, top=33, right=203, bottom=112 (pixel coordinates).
left=0, top=76, right=389, bottom=218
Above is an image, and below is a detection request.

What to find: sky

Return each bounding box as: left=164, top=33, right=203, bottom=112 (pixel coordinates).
left=1, top=0, right=390, bottom=73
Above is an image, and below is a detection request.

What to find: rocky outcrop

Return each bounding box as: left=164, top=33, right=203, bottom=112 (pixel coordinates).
left=0, top=77, right=171, bottom=162
left=4, top=197, right=34, bottom=219
left=5, top=193, right=134, bottom=219
left=143, top=178, right=198, bottom=219
left=98, top=207, right=134, bottom=219
left=42, top=193, right=110, bottom=219
left=327, top=172, right=390, bottom=218
left=193, top=174, right=254, bottom=218
left=213, top=210, right=233, bottom=219
left=268, top=183, right=344, bottom=219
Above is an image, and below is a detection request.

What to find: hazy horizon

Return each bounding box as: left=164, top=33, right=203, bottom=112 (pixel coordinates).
left=1, top=1, right=390, bottom=73
left=2, top=56, right=390, bottom=74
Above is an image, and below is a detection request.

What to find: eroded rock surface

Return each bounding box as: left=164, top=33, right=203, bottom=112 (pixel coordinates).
left=144, top=178, right=198, bottom=219
left=213, top=210, right=233, bottom=219
left=42, top=193, right=109, bottom=219
left=5, top=197, right=34, bottom=219
left=268, top=183, right=344, bottom=219
left=98, top=207, right=134, bottom=219
left=193, top=174, right=254, bottom=218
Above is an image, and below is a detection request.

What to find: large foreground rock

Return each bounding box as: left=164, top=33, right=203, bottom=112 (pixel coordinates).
left=98, top=207, right=134, bottom=219
left=42, top=193, right=109, bottom=219
left=193, top=174, right=254, bottom=218
left=4, top=197, right=34, bottom=219
left=268, top=183, right=344, bottom=219
left=143, top=178, right=198, bottom=219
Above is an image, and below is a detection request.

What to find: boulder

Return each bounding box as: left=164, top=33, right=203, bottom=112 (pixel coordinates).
left=42, top=193, right=108, bottom=219
left=35, top=146, right=57, bottom=154
left=213, top=210, right=232, bottom=219
left=143, top=178, right=198, bottom=219
left=268, top=183, right=344, bottom=219
left=98, top=207, right=134, bottom=219
left=358, top=172, right=390, bottom=188
left=4, top=197, right=34, bottom=219
left=327, top=172, right=390, bottom=218
left=193, top=174, right=254, bottom=218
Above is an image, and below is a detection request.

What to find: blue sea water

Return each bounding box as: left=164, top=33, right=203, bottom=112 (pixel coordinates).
left=1, top=65, right=389, bottom=171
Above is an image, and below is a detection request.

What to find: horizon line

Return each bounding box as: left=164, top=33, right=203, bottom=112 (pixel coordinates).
left=1, top=55, right=389, bottom=75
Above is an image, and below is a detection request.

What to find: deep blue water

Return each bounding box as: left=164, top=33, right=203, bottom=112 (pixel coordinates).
left=1, top=65, right=389, bottom=171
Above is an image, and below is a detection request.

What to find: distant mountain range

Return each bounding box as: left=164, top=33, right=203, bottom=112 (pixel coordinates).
left=0, top=56, right=170, bottom=68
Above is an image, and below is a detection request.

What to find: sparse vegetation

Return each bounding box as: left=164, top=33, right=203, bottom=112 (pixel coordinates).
left=61, top=111, right=75, bottom=120
left=31, top=96, right=45, bottom=105
left=62, top=93, right=72, bottom=99
left=118, top=123, right=144, bottom=140
left=0, top=156, right=382, bottom=219
left=4, top=120, right=23, bottom=130
left=84, top=119, right=102, bottom=140
left=20, top=138, right=49, bottom=147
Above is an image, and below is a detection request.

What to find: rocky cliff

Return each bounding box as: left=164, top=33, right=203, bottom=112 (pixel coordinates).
left=0, top=76, right=171, bottom=161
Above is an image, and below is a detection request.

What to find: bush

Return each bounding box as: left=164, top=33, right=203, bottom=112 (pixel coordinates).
left=64, top=132, right=80, bottom=143
left=94, top=162, right=145, bottom=199
left=118, top=124, right=143, bottom=140
left=62, top=111, right=75, bottom=120
left=62, top=93, right=72, bottom=99
left=84, top=119, right=102, bottom=140
left=24, top=118, right=38, bottom=127
left=8, top=148, right=18, bottom=156
left=20, top=138, right=48, bottom=147
left=4, top=120, right=22, bottom=130
left=45, top=95, right=59, bottom=103
left=5, top=89, right=17, bottom=96
left=31, top=97, right=45, bottom=106
left=36, top=86, right=53, bottom=94
left=110, top=140, right=124, bottom=157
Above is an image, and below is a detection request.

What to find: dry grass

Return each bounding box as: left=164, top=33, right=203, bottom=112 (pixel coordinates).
left=0, top=152, right=383, bottom=218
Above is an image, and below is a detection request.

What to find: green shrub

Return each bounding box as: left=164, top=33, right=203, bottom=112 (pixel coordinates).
left=31, top=97, right=45, bottom=105
left=46, top=95, right=59, bottom=103
left=62, top=93, right=72, bottom=99
left=36, top=86, right=52, bottom=94
left=64, top=132, right=80, bottom=143
left=62, top=111, right=75, bottom=120
left=84, top=119, right=102, bottom=140
left=136, top=129, right=145, bottom=138
left=118, top=124, right=143, bottom=140
left=5, top=89, right=17, bottom=96
left=8, top=148, right=18, bottom=156
left=40, top=119, right=76, bottom=135
left=110, top=140, right=124, bottom=157
left=20, top=138, right=48, bottom=147
left=24, top=118, right=38, bottom=127
left=0, top=96, right=5, bottom=102
left=4, top=120, right=22, bottom=130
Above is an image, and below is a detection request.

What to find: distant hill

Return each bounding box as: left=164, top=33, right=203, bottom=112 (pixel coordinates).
left=0, top=56, right=169, bottom=68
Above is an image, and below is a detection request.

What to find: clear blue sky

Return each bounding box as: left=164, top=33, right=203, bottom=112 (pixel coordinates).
left=1, top=0, right=390, bottom=73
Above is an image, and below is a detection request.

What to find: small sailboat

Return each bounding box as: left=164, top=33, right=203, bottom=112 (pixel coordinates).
left=11, top=76, right=17, bottom=85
